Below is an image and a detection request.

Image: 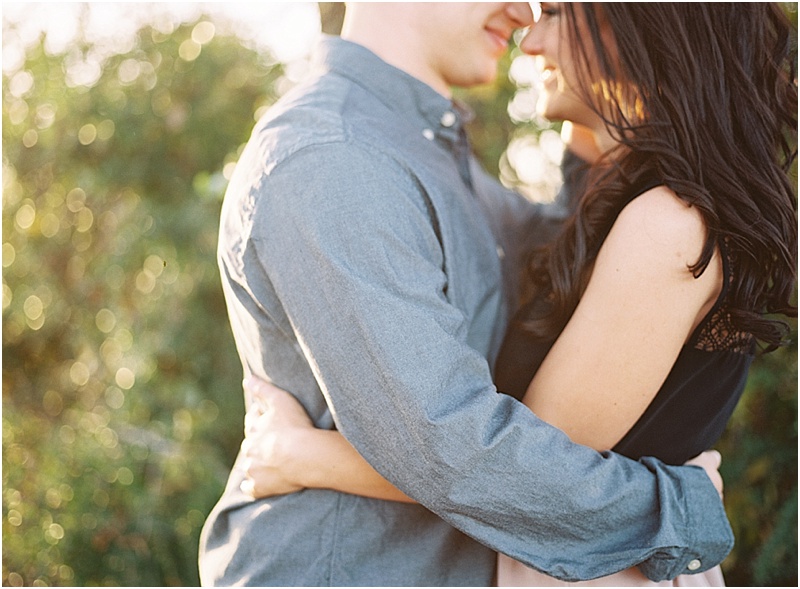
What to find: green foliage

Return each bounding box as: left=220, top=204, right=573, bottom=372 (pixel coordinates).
left=3, top=10, right=797, bottom=588
left=717, top=333, right=798, bottom=587
left=3, top=18, right=281, bottom=586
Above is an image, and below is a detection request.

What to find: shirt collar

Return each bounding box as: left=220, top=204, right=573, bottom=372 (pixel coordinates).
left=311, top=35, right=472, bottom=146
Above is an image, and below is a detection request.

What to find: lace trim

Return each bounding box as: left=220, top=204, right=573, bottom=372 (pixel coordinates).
left=693, top=306, right=755, bottom=354
left=691, top=241, right=754, bottom=355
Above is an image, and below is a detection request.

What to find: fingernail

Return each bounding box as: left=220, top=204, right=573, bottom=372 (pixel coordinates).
left=244, top=375, right=261, bottom=394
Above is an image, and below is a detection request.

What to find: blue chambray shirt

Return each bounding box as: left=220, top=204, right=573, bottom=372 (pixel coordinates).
left=199, top=36, right=733, bottom=586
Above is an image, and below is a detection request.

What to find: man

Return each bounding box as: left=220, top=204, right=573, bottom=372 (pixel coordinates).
left=199, top=4, right=732, bottom=586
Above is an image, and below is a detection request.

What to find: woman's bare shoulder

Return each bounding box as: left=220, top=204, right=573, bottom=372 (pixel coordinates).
left=609, top=185, right=708, bottom=268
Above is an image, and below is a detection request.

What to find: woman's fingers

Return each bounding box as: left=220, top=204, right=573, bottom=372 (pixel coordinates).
left=244, top=375, right=279, bottom=399
left=240, top=478, right=256, bottom=497
left=244, top=401, right=268, bottom=435
left=686, top=450, right=723, bottom=498
left=705, top=449, right=722, bottom=470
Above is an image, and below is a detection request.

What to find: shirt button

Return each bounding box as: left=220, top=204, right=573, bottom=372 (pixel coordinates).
left=496, top=246, right=505, bottom=260
left=440, top=111, right=457, bottom=127
left=422, top=128, right=435, bottom=140
left=687, top=559, right=701, bottom=571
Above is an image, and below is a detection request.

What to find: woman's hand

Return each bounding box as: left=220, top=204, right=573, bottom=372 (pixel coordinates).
left=240, top=376, right=315, bottom=499
left=238, top=376, right=415, bottom=503
left=685, top=450, right=724, bottom=498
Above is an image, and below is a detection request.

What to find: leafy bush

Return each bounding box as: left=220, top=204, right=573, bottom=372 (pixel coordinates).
left=3, top=18, right=280, bottom=586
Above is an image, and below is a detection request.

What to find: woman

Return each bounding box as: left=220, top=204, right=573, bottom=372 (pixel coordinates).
left=240, top=3, right=797, bottom=586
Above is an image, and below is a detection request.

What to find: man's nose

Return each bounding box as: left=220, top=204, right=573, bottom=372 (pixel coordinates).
left=506, top=2, right=534, bottom=28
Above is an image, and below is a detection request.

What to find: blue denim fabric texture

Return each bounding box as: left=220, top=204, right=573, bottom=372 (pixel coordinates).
left=199, top=36, right=733, bottom=586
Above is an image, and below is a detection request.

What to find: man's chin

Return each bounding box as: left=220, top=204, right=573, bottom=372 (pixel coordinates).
left=448, top=61, right=501, bottom=89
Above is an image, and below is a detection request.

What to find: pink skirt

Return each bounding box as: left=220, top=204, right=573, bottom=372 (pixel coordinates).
left=497, top=553, right=725, bottom=587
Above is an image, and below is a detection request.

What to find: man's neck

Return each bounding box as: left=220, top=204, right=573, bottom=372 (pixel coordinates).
left=341, top=14, right=452, bottom=98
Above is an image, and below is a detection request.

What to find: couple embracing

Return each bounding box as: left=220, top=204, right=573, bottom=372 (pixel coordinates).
left=199, top=3, right=797, bottom=587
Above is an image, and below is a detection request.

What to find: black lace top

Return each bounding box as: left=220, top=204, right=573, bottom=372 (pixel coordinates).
left=494, top=188, right=755, bottom=466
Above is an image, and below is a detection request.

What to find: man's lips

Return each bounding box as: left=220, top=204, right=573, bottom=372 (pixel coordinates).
left=485, top=27, right=510, bottom=54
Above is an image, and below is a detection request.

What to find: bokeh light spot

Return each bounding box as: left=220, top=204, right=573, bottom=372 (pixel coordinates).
left=3, top=243, right=16, bottom=267
left=114, top=328, right=133, bottom=351
left=92, top=488, right=109, bottom=508
left=191, top=21, right=215, bottom=45
left=27, top=313, right=46, bottom=331
left=97, top=427, right=118, bottom=449
left=117, top=467, right=134, bottom=485
left=40, top=212, right=61, bottom=238
left=6, top=489, right=22, bottom=508
left=96, top=119, right=115, bottom=140
left=81, top=513, right=97, bottom=530
left=66, top=255, right=86, bottom=282
left=117, top=58, right=141, bottom=84
left=100, top=338, right=123, bottom=366
left=15, top=202, right=36, bottom=230
left=3, top=284, right=13, bottom=311
left=104, top=386, right=125, bottom=409
left=43, top=390, right=64, bottom=417
left=58, top=566, right=74, bottom=581
left=23, top=295, right=44, bottom=321
left=178, top=38, right=201, bottom=61
left=9, top=70, right=34, bottom=98
left=78, top=123, right=97, bottom=145
left=8, top=100, right=29, bottom=125
left=198, top=399, right=219, bottom=422
left=95, top=308, right=116, bottom=333
left=22, top=129, right=39, bottom=147
left=7, top=572, right=23, bottom=586
left=69, top=361, right=90, bottom=386
left=509, top=54, right=540, bottom=86
left=173, top=408, right=193, bottom=441
left=65, top=187, right=86, bottom=212
left=2, top=38, right=25, bottom=75
left=144, top=254, right=165, bottom=278
left=45, top=488, right=62, bottom=509
left=75, top=207, right=94, bottom=232
left=135, top=270, right=156, bottom=294
left=115, top=367, right=135, bottom=390
left=59, top=484, right=74, bottom=502
left=44, top=522, right=65, bottom=545
left=8, top=509, right=23, bottom=527
left=58, top=425, right=76, bottom=445
left=35, top=103, right=56, bottom=129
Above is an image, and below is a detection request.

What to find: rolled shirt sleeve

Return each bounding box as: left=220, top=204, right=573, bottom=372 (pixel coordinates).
left=245, top=141, right=733, bottom=582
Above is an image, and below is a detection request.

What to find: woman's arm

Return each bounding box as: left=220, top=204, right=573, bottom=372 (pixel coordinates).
left=241, top=377, right=414, bottom=502
left=242, top=186, right=723, bottom=500
left=522, top=186, right=722, bottom=450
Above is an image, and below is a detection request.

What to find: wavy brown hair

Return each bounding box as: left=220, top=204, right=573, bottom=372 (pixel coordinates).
left=524, top=3, right=798, bottom=350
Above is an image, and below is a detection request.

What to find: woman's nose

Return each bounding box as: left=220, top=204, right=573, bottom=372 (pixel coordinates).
left=519, top=22, right=543, bottom=55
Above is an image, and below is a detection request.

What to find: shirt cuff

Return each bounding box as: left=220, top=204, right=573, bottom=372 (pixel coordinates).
left=637, top=458, right=734, bottom=581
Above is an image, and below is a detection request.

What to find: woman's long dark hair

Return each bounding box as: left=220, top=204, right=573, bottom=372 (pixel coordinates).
left=525, top=3, right=798, bottom=350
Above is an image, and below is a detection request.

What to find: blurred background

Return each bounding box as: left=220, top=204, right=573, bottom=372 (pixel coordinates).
left=2, top=3, right=796, bottom=586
